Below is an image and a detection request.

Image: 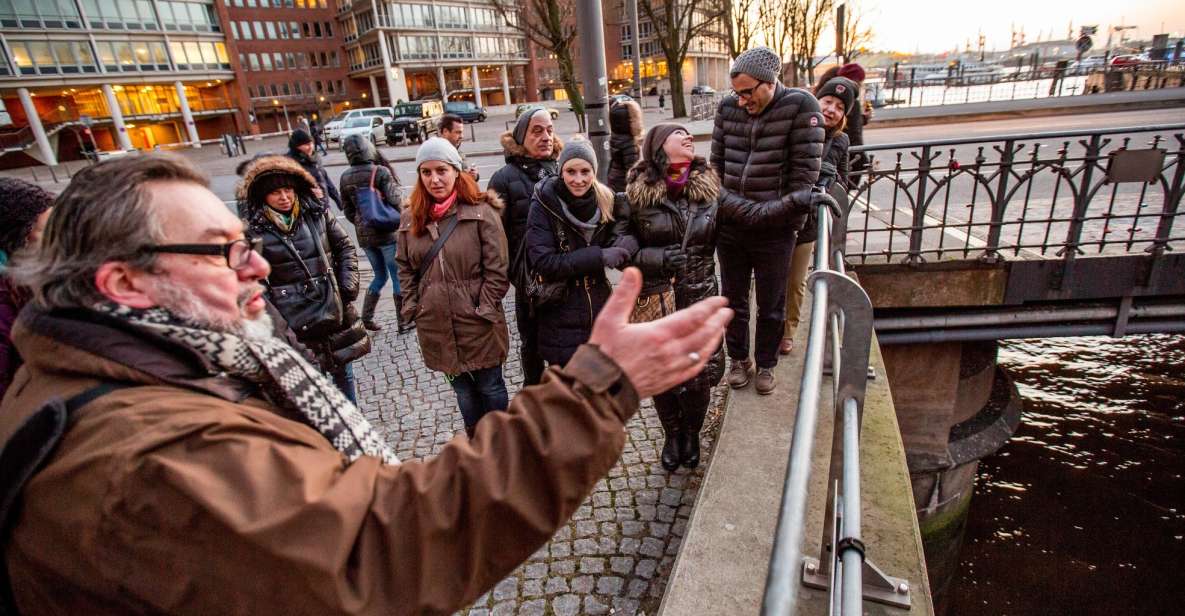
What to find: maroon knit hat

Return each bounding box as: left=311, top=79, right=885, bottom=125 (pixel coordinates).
left=837, top=63, right=866, bottom=83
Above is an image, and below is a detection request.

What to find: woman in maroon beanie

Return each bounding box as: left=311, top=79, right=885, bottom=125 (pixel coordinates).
left=0, top=178, right=55, bottom=399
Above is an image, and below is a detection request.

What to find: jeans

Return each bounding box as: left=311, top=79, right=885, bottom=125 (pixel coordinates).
left=718, top=234, right=797, bottom=369
left=332, top=363, right=357, bottom=404
left=449, top=365, right=509, bottom=429
left=363, top=242, right=401, bottom=295
left=514, top=286, right=545, bottom=386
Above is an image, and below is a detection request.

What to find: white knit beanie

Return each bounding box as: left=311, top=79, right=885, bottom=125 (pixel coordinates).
left=415, top=137, right=464, bottom=171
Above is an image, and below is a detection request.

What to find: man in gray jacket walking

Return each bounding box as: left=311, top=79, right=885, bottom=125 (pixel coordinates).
left=711, top=47, right=829, bottom=394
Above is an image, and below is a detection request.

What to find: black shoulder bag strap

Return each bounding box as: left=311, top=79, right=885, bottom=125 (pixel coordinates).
left=0, top=382, right=133, bottom=616
left=414, top=215, right=461, bottom=286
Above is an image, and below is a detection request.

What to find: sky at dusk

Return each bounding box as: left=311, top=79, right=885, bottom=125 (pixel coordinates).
left=832, top=0, right=1185, bottom=54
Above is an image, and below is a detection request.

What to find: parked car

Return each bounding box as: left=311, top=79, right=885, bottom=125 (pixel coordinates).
left=444, top=101, right=487, bottom=123
left=1109, top=54, right=1143, bottom=68
left=325, top=107, right=393, bottom=144
left=385, top=99, right=444, bottom=146
left=337, top=115, right=387, bottom=149
left=610, top=94, right=635, bottom=105
left=690, top=85, right=716, bottom=95
left=514, top=104, right=560, bottom=121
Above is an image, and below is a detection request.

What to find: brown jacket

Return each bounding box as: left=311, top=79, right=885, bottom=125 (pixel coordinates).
left=395, top=191, right=510, bottom=375
left=0, top=306, right=639, bottom=616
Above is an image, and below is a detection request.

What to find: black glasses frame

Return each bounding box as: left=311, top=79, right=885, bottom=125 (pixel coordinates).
left=142, top=237, right=262, bottom=270
left=732, top=81, right=770, bottom=100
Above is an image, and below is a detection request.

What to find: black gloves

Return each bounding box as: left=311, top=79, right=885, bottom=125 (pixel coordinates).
left=819, top=161, right=838, bottom=184
left=788, top=189, right=842, bottom=219
left=663, top=246, right=688, bottom=274
left=602, top=246, right=631, bottom=269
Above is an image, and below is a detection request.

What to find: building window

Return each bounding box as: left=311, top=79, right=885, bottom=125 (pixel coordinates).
left=253, top=21, right=264, bottom=39
left=260, top=52, right=272, bottom=70
left=289, top=21, right=300, bottom=39
left=265, top=21, right=277, bottom=39
left=7, top=39, right=99, bottom=75
left=248, top=53, right=259, bottom=70
left=1, top=0, right=85, bottom=29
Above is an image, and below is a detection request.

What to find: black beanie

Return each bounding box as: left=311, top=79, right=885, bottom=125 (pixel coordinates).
left=288, top=129, right=313, bottom=150
left=816, top=77, right=858, bottom=116
left=248, top=169, right=300, bottom=207
left=0, top=177, right=54, bottom=256
left=641, top=123, right=686, bottom=168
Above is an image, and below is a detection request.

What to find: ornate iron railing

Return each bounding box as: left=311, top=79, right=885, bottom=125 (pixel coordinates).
left=845, top=124, right=1185, bottom=266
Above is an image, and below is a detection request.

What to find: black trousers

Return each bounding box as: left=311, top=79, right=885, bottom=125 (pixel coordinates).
left=514, top=286, right=545, bottom=386
left=718, top=234, right=797, bottom=369
left=653, top=386, right=711, bottom=440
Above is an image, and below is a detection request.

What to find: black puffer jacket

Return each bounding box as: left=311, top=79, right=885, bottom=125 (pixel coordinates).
left=607, top=100, right=642, bottom=192
left=287, top=147, right=342, bottom=210
left=710, top=84, right=825, bottom=243
left=238, top=156, right=365, bottom=369
left=339, top=136, right=401, bottom=248
left=525, top=176, right=631, bottom=366
left=624, top=157, right=803, bottom=390
left=800, top=131, right=851, bottom=244
left=488, top=131, right=563, bottom=281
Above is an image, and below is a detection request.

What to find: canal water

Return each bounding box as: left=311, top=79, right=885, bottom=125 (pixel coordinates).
left=945, top=334, right=1185, bottom=615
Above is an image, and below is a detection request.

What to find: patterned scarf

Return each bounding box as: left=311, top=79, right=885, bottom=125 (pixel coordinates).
left=95, top=303, right=399, bottom=465
left=263, top=201, right=301, bottom=234
left=665, top=162, right=692, bottom=198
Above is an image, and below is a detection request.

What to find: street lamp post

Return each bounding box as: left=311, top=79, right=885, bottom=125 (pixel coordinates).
left=627, top=0, right=642, bottom=102
left=575, top=0, right=611, bottom=182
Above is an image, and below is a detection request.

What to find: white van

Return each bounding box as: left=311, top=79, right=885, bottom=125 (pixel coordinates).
left=324, top=107, right=393, bottom=145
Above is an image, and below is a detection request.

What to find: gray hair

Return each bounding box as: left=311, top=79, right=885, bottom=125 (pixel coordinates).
left=10, top=153, right=208, bottom=310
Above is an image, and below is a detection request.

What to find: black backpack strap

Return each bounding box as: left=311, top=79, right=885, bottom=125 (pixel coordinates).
left=0, top=382, right=132, bottom=616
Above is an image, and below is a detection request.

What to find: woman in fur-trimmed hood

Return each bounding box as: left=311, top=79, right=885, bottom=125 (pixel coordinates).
left=622, top=123, right=806, bottom=472
left=607, top=98, right=644, bottom=192
left=237, top=155, right=368, bottom=402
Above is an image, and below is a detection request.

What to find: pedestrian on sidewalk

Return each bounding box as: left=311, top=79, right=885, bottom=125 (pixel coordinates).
left=624, top=123, right=821, bottom=469
left=339, top=134, right=410, bottom=334
left=0, top=178, right=53, bottom=401
left=781, top=77, right=855, bottom=355
left=287, top=129, right=341, bottom=211
left=438, top=113, right=480, bottom=181
left=239, top=155, right=369, bottom=403
left=310, top=118, right=328, bottom=155
left=659, top=91, right=666, bottom=111
left=488, top=108, right=563, bottom=387
left=711, top=46, right=828, bottom=395
left=526, top=139, right=634, bottom=369
left=0, top=152, right=732, bottom=616
left=396, top=138, right=511, bottom=438
left=608, top=97, right=644, bottom=192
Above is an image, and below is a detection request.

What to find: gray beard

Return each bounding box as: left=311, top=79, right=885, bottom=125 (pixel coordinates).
left=152, top=279, right=274, bottom=340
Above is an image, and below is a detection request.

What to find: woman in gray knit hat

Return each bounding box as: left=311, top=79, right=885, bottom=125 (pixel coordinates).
left=395, top=137, right=511, bottom=438
left=524, top=138, right=634, bottom=368
left=622, top=123, right=807, bottom=471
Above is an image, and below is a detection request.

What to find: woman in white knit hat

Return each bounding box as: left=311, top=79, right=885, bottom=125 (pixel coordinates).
left=395, top=137, right=510, bottom=438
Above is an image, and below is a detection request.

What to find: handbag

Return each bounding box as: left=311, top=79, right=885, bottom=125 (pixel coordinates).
left=523, top=220, right=570, bottom=312
left=266, top=216, right=344, bottom=340
left=356, top=166, right=401, bottom=232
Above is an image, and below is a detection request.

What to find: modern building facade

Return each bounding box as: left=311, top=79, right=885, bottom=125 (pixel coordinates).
left=605, top=0, right=730, bottom=95
left=0, top=0, right=241, bottom=166
left=338, top=0, right=532, bottom=108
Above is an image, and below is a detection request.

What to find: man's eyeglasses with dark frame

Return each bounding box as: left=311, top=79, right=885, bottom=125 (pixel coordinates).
left=142, top=237, right=263, bottom=271
left=732, top=81, right=770, bottom=100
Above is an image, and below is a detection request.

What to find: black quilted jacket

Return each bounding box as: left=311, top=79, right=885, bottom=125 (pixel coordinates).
left=710, top=84, right=825, bottom=243
left=488, top=132, right=563, bottom=282
left=339, top=137, right=401, bottom=248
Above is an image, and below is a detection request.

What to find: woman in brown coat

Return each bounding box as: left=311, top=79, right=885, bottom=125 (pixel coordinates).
left=396, top=138, right=510, bottom=437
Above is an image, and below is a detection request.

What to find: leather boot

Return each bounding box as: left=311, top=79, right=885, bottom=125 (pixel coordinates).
left=661, top=431, right=682, bottom=472
left=654, top=392, right=682, bottom=472
left=678, top=388, right=710, bottom=469
left=361, top=291, right=382, bottom=331
left=678, top=432, right=701, bottom=469
left=394, top=294, right=415, bottom=334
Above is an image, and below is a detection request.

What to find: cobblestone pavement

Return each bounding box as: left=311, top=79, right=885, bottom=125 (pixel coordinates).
left=353, top=287, right=727, bottom=616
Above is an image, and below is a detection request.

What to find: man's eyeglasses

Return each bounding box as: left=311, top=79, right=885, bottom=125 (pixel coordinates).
left=732, top=81, right=769, bottom=100
left=142, top=237, right=263, bottom=271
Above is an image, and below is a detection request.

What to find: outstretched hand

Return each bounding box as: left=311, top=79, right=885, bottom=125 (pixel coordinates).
left=589, top=268, right=732, bottom=398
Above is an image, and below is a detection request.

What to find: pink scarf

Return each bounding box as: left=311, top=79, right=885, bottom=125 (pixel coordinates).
left=665, top=162, right=692, bottom=198
left=430, top=191, right=459, bottom=221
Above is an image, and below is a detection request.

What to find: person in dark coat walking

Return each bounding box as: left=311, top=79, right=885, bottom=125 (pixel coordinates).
left=836, top=62, right=871, bottom=183
left=711, top=46, right=830, bottom=395
left=781, top=77, right=855, bottom=355
left=287, top=129, right=342, bottom=211
left=625, top=123, right=814, bottom=470
left=339, top=134, right=411, bottom=333
left=310, top=118, right=328, bottom=155
left=488, top=108, right=563, bottom=386
left=526, top=140, right=633, bottom=368
left=0, top=178, right=53, bottom=400
left=238, top=155, right=369, bottom=403
left=607, top=98, right=643, bottom=192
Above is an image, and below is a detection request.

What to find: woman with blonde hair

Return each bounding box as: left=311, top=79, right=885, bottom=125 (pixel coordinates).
left=396, top=138, right=510, bottom=438
left=524, top=139, right=634, bottom=368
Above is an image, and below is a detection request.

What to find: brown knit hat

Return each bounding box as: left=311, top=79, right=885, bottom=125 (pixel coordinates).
left=641, top=123, right=687, bottom=167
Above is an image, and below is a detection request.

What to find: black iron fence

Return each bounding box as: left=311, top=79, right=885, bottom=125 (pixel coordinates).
left=845, top=124, right=1185, bottom=267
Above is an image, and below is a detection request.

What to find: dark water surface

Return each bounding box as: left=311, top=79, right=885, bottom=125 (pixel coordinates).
left=946, top=334, right=1185, bottom=615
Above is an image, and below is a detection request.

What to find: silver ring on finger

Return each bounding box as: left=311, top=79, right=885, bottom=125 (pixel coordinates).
left=688, top=351, right=702, bottom=363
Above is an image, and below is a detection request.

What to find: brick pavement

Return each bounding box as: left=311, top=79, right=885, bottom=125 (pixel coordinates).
left=352, top=281, right=728, bottom=616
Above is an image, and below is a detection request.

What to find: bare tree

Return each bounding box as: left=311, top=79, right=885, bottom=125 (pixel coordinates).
left=488, top=0, right=585, bottom=130
left=839, top=0, right=874, bottom=61
left=756, top=0, right=796, bottom=70
left=790, top=0, right=833, bottom=86
left=725, top=0, right=759, bottom=59
left=638, top=0, right=730, bottom=118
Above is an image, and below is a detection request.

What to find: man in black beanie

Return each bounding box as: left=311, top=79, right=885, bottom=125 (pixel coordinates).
left=711, top=46, right=829, bottom=395
left=286, top=129, right=341, bottom=211
left=488, top=108, right=563, bottom=386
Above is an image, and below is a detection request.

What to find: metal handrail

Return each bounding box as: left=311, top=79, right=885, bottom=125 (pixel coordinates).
left=850, top=123, right=1185, bottom=153
left=761, top=193, right=899, bottom=614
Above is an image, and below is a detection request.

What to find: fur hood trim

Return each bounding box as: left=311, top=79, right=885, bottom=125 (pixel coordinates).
left=235, top=155, right=318, bottom=203
left=499, top=131, right=564, bottom=161
left=623, top=100, right=644, bottom=142
left=625, top=157, right=719, bottom=210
